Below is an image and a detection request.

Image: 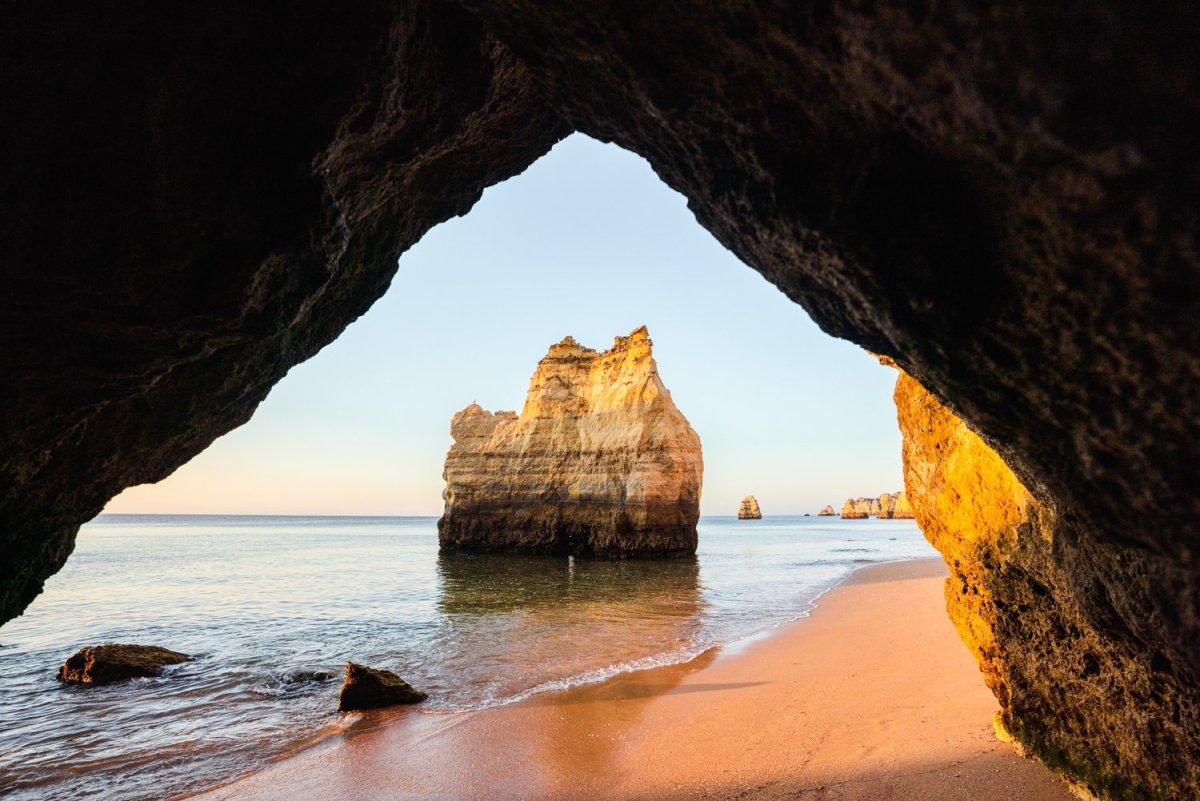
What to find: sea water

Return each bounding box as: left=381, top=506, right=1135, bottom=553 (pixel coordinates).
left=0, top=515, right=937, bottom=800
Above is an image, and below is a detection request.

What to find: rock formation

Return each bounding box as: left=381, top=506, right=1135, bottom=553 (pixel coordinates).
left=2, top=4, right=1198, bottom=798
left=737, top=496, right=762, bottom=519
left=817, top=505, right=836, bottom=517
left=338, top=662, right=427, bottom=712
left=57, top=644, right=190, bottom=685
left=895, top=370, right=1200, bottom=800
left=840, top=497, right=880, bottom=519
left=891, top=492, right=915, bottom=519
left=877, top=493, right=897, bottom=518
left=876, top=491, right=915, bottom=519
left=842, top=492, right=913, bottom=519
left=438, top=327, right=703, bottom=558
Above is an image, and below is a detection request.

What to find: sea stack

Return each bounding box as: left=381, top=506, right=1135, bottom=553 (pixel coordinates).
left=817, top=505, right=836, bottom=516
left=439, top=326, right=703, bottom=558
left=840, top=491, right=912, bottom=519
left=840, top=497, right=880, bottom=519
left=737, top=496, right=762, bottom=519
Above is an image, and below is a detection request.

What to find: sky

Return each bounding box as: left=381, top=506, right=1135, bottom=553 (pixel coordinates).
left=104, top=134, right=904, bottom=517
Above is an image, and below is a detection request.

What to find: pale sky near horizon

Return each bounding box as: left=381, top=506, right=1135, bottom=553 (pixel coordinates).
left=103, top=134, right=904, bottom=517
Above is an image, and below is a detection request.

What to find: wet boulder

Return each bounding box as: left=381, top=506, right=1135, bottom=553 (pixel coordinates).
left=57, top=643, right=190, bottom=685
left=337, top=661, right=427, bottom=711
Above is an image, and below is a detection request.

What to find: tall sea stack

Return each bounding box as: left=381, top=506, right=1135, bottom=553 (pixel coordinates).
left=439, top=326, right=703, bottom=558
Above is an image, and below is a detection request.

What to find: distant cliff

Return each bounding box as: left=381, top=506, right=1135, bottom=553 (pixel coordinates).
left=737, top=496, right=762, bottom=519
left=841, top=497, right=876, bottom=519
left=439, top=326, right=703, bottom=558
left=841, top=492, right=913, bottom=519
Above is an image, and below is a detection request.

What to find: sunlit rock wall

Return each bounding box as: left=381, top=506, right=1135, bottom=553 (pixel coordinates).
left=439, top=327, right=702, bottom=557
left=895, top=371, right=1199, bottom=801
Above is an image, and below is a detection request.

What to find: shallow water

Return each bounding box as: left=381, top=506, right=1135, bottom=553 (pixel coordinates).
left=0, top=515, right=936, bottom=800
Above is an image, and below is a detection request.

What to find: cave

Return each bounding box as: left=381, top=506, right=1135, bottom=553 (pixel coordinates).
left=3, top=2, right=1197, bottom=799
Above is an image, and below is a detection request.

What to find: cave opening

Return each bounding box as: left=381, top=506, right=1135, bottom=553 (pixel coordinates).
left=101, top=133, right=907, bottom=521
left=1, top=133, right=936, bottom=801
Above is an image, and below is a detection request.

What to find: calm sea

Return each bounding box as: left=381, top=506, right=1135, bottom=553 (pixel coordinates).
left=0, top=515, right=936, bottom=800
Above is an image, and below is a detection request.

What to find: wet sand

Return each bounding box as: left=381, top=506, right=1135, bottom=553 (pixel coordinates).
left=188, top=558, right=1074, bottom=801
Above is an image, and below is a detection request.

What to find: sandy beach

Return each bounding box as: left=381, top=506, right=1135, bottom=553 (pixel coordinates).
left=188, top=558, right=1074, bottom=801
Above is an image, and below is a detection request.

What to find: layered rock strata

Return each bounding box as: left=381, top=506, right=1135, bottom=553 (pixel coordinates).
left=895, top=371, right=1199, bottom=801
left=438, top=327, right=703, bottom=558
left=737, top=496, right=762, bottom=519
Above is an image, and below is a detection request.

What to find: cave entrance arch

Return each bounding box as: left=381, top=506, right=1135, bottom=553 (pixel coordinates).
left=102, top=133, right=907, bottom=522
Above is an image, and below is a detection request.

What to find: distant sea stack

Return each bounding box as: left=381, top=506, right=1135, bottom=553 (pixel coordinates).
left=840, top=492, right=914, bottom=519
left=737, top=496, right=762, bottom=519
left=840, top=497, right=879, bottom=519
left=439, top=326, right=703, bottom=558
left=817, top=505, right=836, bottom=517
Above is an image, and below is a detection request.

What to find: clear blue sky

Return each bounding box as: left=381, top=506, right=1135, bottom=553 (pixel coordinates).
left=104, top=134, right=904, bottom=517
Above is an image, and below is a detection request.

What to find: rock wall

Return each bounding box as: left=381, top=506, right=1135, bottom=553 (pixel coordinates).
left=737, top=496, right=762, bottom=519
left=895, top=371, right=1199, bottom=801
left=438, top=327, right=702, bottom=558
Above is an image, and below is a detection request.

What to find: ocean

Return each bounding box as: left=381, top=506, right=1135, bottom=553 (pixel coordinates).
left=0, top=515, right=937, bottom=800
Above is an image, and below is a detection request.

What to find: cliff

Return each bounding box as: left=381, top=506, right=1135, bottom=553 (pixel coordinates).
left=892, top=492, right=915, bottom=519
left=737, top=496, right=762, bottom=519
left=843, top=492, right=913, bottom=519
left=840, top=497, right=877, bottom=519
left=895, top=371, right=1200, bottom=800
left=438, top=327, right=703, bottom=558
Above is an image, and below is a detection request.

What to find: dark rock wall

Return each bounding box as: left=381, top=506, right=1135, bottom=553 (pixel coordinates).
left=3, top=2, right=1198, bottom=796
left=0, top=2, right=568, bottom=620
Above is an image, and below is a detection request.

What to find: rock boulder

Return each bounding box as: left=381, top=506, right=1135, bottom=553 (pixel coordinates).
left=57, top=644, right=190, bottom=685
left=337, top=662, right=427, bottom=712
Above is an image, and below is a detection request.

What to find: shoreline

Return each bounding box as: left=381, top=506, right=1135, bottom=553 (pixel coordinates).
left=187, top=557, right=1075, bottom=800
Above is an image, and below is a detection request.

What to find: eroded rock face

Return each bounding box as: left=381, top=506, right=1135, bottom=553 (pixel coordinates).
left=438, top=327, right=703, bottom=558
left=2, top=3, right=1198, bottom=797
left=895, top=371, right=1199, bottom=801
left=57, top=644, right=190, bottom=685
left=817, top=505, right=836, bottom=517
left=737, top=496, right=762, bottom=519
